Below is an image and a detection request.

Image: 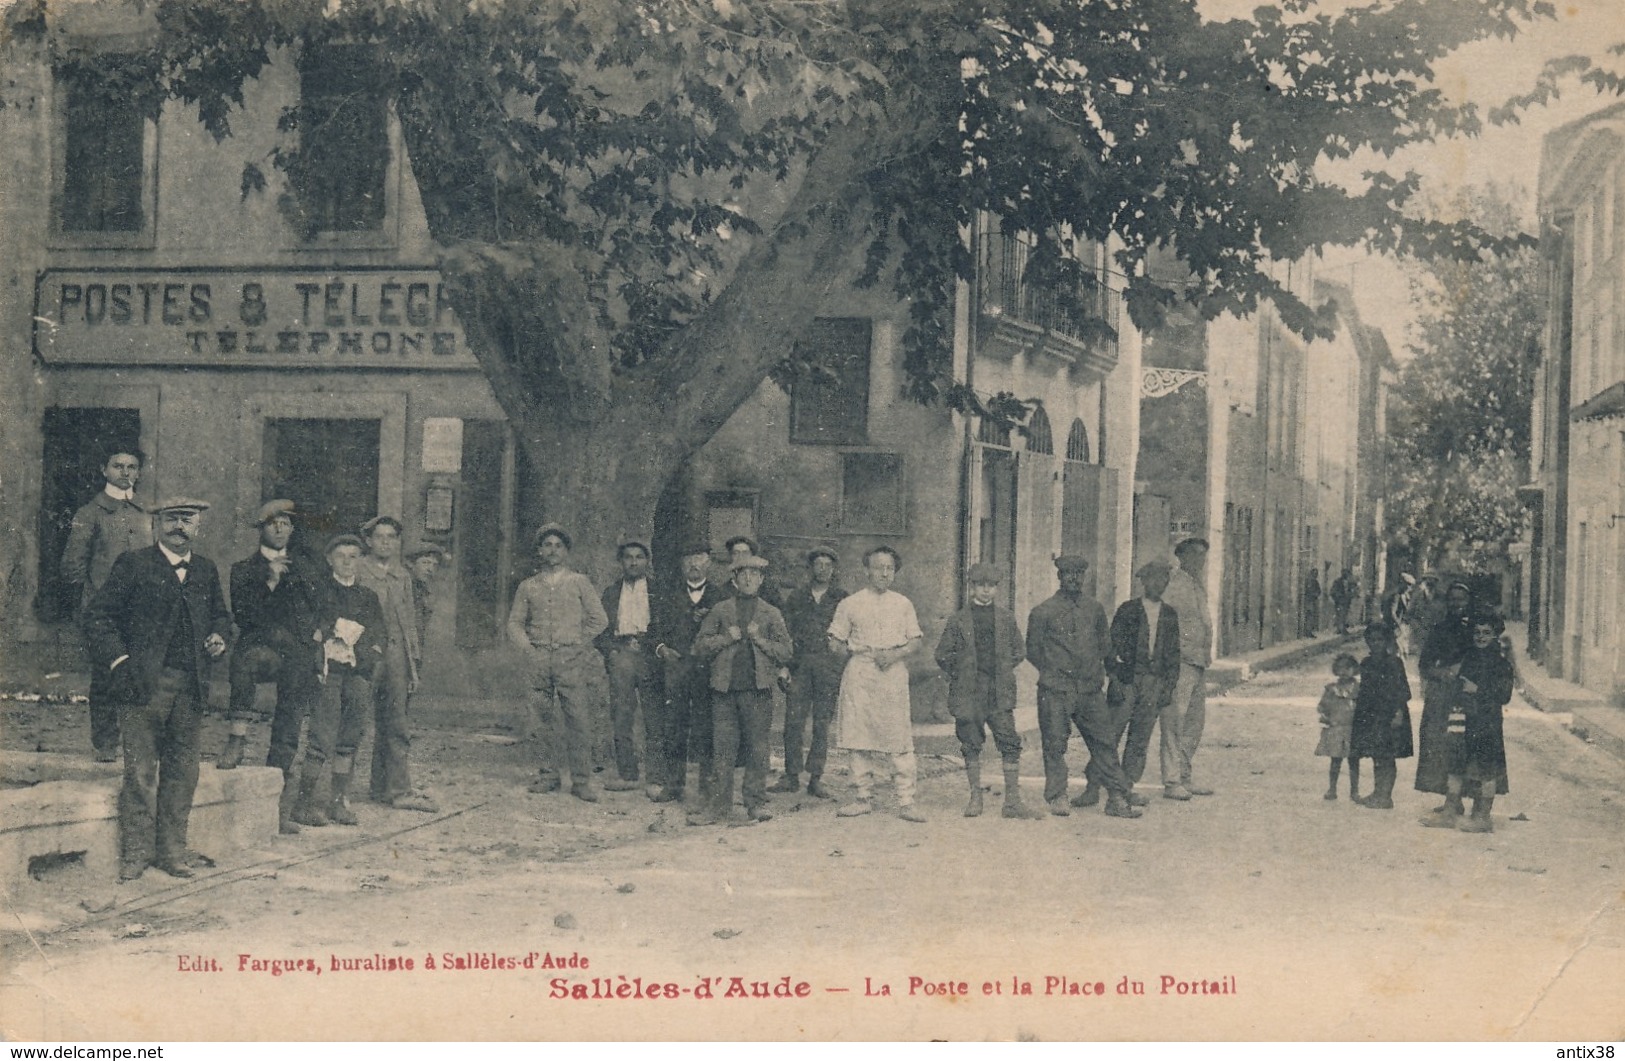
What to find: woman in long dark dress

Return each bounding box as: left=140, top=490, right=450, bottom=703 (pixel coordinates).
left=1421, top=613, right=1514, bottom=833
left=1413, top=582, right=1474, bottom=807
left=1350, top=622, right=1413, bottom=809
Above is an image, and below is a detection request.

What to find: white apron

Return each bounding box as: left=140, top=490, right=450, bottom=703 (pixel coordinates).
left=829, top=589, right=921, bottom=753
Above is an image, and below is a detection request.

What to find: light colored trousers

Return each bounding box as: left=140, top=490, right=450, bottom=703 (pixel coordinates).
left=849, top=748, right=917, bottom=805
left=1160, top=662, right=1207, bottom=785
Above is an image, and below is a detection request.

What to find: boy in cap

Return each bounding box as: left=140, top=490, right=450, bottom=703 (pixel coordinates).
left=85, top=498, right=232, bottom=880
left=936, top=563, right=1043, bottom=818
left=772, top=546, right=847, bottom=797
left=404, top=543, right=447, bottom=646
left=224, top=499, right=321, bottom=772
left=508, top=523, right=610, bottom=802
left=690, top=555, right=794, bottom=824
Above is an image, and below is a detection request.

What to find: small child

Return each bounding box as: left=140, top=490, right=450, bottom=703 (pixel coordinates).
left=1349, top=621, right=1413, bottom=809
left=1315, top=653, right=1361, bottom=800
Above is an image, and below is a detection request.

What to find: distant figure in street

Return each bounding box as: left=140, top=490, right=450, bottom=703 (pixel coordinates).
left=359, top=516, right=438, bottom=813
left=1382, top=573, right=1415, bottom=657
left=1301, top=569, right=1322, bottom=638
left=689, top=555, right=794, bottom=826
left=772, top=547, right=847, bottom=799
left=829, top=546, right=925, bottom=822
left=224, top=500, right=321, bottom=775
left=1420, top=612, right=1512, bottom=834
left=62, top=447, right=153, bottom=762
left=1413, top=581, right=1475, bottom=813
left=595, top=540, right=660, bottom=793
left=507, top=523, right=609, bottom=803
left=1161, top=537, right=1215, bottom=799
left=1107, top=560, right=1181, bottom=802
left=1349, top=621, right=1413, bottom=810
left=1315, top=653, right=1360, bottom=801
left=936, top=563, right=1042, bottom=820
left=651, top=543, right=727, bottom=805
left=1330, top=569, right=1356, bottom=635
left=84, top=497, right=231, bottom=882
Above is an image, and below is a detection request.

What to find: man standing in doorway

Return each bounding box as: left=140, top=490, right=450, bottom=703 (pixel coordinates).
left=223, top=500, right=321, bottom=773
left=85, top=498, right=231, bottom=881
left=596, top=540, right=660, bottom=792
left=63, top=448, right=153, bottom=761
left=358, top=516, right=437, bottom=813
left=651, top=543, right=726, bottom=805
left=1160, top=538, right=1215, bottom=800
left=772, top=546, right=846, bottom=798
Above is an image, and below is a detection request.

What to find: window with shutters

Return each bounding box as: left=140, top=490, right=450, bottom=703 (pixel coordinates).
left=52, top=61, right=157, bottom=247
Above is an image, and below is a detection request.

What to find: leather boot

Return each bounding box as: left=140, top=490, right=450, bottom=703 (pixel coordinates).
left=1104, top=792, right=1142, bottom=819
left=292, top=772, right=330, bottom=827
left=328, top=769, right=358, bottom=825
left=1419, top=803, right=1461, bottom=829
left=1458, top=792, right=1495, bottom=833
left=1001, top=762, right=1043, bottom=819
left=277, top=768, right=301, bottom=835
left=217, top=733, right=246, bottom=770
left=1071, top=782, right=1102, bottom=808
left=963, top=757, right=983, bottom=817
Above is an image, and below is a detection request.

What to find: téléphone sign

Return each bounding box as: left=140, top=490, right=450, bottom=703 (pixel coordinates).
left=34, top=267, right=480, bottom=369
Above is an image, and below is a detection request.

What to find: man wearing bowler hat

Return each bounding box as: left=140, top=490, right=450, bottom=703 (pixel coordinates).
left=223, top=499, right=321, bottom=773
left=85, top=497, right=232, bottom=881
left=650, top=542, right=727, bottom=804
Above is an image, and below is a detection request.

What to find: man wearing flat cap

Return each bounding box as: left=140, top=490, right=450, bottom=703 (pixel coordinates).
left=1027, top=555, right=1137, bottom=817
left=508, top=523, right=610, bottom=802
left=594, top=539, right=660, bottom=792
left=85, top=498, right=232, bottom=881
left=223, top=500, right=321, bottom=776
left=1160, top=537, right=1215, bottom=799
left=937, top=562, right=1042, bottom=819
left=405, top=543, right=447, bottom=646
left=358, top=515, right=436, bottom=813
left=1106, top=560, right=1181, bottom=806
left=772, top=546, right=847, bottom=798
left=690, top=555, right=794, bottom=825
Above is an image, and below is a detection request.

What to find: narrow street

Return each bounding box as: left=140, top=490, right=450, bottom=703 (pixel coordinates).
left=4, top=646, right=1622, bottom=1041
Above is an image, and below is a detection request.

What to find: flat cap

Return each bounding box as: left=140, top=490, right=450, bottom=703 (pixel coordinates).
left=967, top=562, right=1004, bottom=583
left=359, top=515, right=402, bottom=536
left=405, top=543, right=446, bottom=561
left=254, top=499, right=296, bottom=525
left=806, top=545, right=839, bottom=565
left=326, top=533, right=366, bottom=555
left=532, top=522, right=572, bottom=549
left=1053, top=554, right=1090, bottom=573
left=147, top=497, right=210, bottom=515
left=731, top=555, right=769, bottom=572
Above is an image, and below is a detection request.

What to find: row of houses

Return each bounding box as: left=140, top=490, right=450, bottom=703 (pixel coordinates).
left=0, top=16, right=1394, bottom=711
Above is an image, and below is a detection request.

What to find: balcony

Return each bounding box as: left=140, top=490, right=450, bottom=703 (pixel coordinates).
left=977, top=230, right=1120, bottom=377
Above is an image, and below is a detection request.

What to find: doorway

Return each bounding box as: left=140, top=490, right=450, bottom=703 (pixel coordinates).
left=262, top=418, right=381, bottom=551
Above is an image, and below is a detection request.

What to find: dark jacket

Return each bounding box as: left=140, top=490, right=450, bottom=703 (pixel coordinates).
left=1025, top=591, right=1111, bottom=693
left=1107, top=597, right=1181, bottom=693
left=229, top=549, right=322, bottom=655
left=85, top=545, right=233, bottom=703
left=782, top=584, right=848, bottom=670
left=313, top=575, right=386, bottom=681
left=652, top=581, right=730, bottom=658
left=1350, top=651, right=1413, bottom=760
left=936, top=603, right=1024, bottom=720
left=62, top=491, right=153, bottom=606
left=693, top=595, right=795, bottom=692
left=596, top=577, right=656, bottom=653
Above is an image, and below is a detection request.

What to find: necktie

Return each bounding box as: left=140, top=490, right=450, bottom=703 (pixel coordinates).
left=173, top=560, right=189, bottom=583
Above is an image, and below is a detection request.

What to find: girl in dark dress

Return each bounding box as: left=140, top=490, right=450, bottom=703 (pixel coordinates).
left=1421, top=613, right=1514, bottom=833
left=1414, top=582, right=1475, bottom=808
left=1349, top=622, right=1413, bottom=810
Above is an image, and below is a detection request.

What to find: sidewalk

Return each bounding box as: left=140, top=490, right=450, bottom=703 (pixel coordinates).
left=1504, top=620, right=1625, bottom=762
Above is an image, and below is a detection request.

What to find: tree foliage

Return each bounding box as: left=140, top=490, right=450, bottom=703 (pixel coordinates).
left=1385, top=187, right=1545, bottom=572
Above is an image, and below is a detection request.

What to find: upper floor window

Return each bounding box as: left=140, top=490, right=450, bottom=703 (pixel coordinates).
left=292, top=44, right=391, bottom=239
left=53, top=59, right=156, bottom=246
left=789, top=317, right=872, bottom=445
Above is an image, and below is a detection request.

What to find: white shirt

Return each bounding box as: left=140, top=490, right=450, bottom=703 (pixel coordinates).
left=616, top=578, right=651, bottom=636
left=103, top=484, right=135, bottom=502
left=158, top=542, right=191, bottom=583
left=1141, top=598, right=1162, bottom=655
left=686, top=581, right=707, bottom=604
left=260, top=545, right=287, bottom=562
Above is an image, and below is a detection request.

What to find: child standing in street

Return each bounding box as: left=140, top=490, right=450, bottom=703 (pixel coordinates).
left=1349, top=621, right=1413, bottom=810
left=1315, top=653, right=1360, bottom=800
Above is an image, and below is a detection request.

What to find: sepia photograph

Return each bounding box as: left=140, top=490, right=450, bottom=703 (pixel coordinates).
left=0, top=0, right=1622, bottom=1043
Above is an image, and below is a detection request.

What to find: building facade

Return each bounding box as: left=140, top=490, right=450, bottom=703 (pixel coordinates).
left=1532, top=102, right=1625, bottom=703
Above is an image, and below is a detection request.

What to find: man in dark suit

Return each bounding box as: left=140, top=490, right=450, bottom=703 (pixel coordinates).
left=1106, top=560, right=1182, bottom=803
left=595, top=540, right=661, bottom=792
left=650, top=543, right=727, bottom=804
left=222, top=500, right=321, bottom=774
left=85, top=498, right=232, bottom=882
left=771, top=546, right=846, bottom=798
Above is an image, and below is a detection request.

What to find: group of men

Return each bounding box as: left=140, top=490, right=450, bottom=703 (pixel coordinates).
left=63, top=447, right=442, bottom=883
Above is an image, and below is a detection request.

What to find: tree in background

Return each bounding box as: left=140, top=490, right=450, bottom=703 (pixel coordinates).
left=1385, top=186, right=1545, bottom=573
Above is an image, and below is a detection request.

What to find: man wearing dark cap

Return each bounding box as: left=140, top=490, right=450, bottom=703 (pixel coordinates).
left=62, top=447, right=152, bottom=761
left=223, top=500, right=321, bottom=773
left=690, top=555, right=794, bottom=825
left=1107, top=560, right=1181, bottom=803
left=359, top=515, right=437, bottom=813
left=1027, top=555, right=1138, bottom=817
left=772, top=546, right=847, bottom=797
left=723, top=536, right=783, bottom=608
left=937, top=563, right=1043, bottom=819
left=650, top=542, right=728, bottom=804
left=405, top=543, right=447, bottom=646
left=85, top=498, right=232, bottom=880
left=595, top=539, right=660, bottom=791
left=508, top=523, right=610, bottom=802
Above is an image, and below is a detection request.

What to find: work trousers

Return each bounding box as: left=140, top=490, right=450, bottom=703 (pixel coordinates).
left=956, top=674, right=1022, bottom=764
left=656, top=657, right=713, bottom=794
left=604, top=644, right=660, bottom=782
left=369, top=641, right=414, bottom=802
left=711, top=688, right=771, bottom=815
left=1113, top=673, right=1169, bottom=785
left=231, top=640, right=316, bottom=723
left=850, top=748, right=917, bottom=805
left=117, top=668, right=202, bottom=873
left=307, top=669, right=370, bottom=769
left=784, top=657, right=841, bottom=780
left=528, top=644, right=604, bottom=787
left=1041, top=685, right=1132, bottom=800
left=1160, top=663, right=1207, bottom=785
